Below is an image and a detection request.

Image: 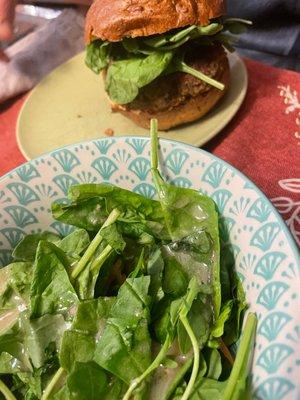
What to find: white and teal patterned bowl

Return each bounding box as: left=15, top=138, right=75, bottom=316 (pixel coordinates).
left=0, top=137, right=299, bottom=399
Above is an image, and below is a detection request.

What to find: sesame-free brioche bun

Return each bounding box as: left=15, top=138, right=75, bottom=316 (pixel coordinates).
left=85, top=0, right=226, bottom=43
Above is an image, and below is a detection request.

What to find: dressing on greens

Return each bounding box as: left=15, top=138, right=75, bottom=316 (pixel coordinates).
left=0, top=121, right=256, bottom=400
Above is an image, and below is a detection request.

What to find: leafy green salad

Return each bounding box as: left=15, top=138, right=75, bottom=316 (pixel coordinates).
left=85, top=19, right=251, bottom=105
left=0, top=121, right=256, bottom=400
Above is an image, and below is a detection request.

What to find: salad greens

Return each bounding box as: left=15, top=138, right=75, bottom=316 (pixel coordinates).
left=85, top=19, right=251, bottom=104
left=0, top=120, right=256, bottom=399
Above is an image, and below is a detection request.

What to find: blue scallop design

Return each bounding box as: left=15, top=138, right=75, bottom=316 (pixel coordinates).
left=202, top=161, right=226, bottom=188
left=165, top=149, right=189, bottom=175
left=254, top=252, right=287, bottom=280
left=133, top=183, right=156, bottom=199
left=255, top=377, right=294, bottom=400
left=112, top=149, right=131, bottom=164
left=257, top=281, right=289, bottom=310
left=7, top=182, right=40, bottom=206
left=4, top=206, right=38, bottom=228
left=244, top=181, right=255, bottom=190
left=247, top=197, right=271, bottom=222
left=259, top=312, right=292, bottom=341
left=219, top=217, right=235, bottom=243
left=171, top=177, right=192, bottom=188
left=125, top=138, right=147, bottom=154
left=53, top=175, right=79, bottom=196
left=239, top=254, right=257, bottom=272
left=282, top=262, right=300, bottom=280
left=257, top=343, right=293, bottom=373
left=76, top=171, right=97, bottom=183
left=128, top=157, right=151, bottom=180
left=52, top=149, right=80, bottom=172
left=250, top=222, right=281, bottom=251
left=211, top=189, right=232, bottom=213
left=34, top=184, right=58, bottom=198
left=229, top=196, right=251, bottom=216
left=1, top=227, right=25, bottom=247
left=0, top=249, right=13, bottom=267
left=93, top=139, right=115, bottom=155
left=51, top=221, right=74, bottom=237
left=16, top=163, right=40, bottom=182
left=91, top=157, right=118, bottom=180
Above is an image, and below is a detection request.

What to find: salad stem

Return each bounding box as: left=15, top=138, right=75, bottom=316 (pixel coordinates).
left=0, top=379, right=17, bottom=400
left=162, top=357, right=193, bottom=400
left=180, top=315, right=200, bottom=400
left=150, top=118, right=159, bottom=171
left=91, top=244, right=113, bottom=271
left=41, top=367, right=65, bottom=400
left=178, top=62, right=225, bottom=91
left=71, top=208, right=121, bottom=279
left=122, top=334, right=172, bottom=400
left=223, top=313, right=257, bottom=400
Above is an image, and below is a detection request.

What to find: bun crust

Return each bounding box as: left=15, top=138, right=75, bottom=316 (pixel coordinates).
left=85, top=0, right=226, bottom=43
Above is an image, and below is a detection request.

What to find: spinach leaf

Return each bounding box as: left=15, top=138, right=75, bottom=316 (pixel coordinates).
left=85, top=40, right=111, bottom=74
left=146, top=247, right=164, bottom=301
left=210, top=300, right=233, bottom=340
left=222, top=18, right=252, bottom=35
left=30, top=241, right=78, bottom=318
left=75, top=224, right=125, bottom=300
left=12, top=343, right=60, bottom=400
left=0, top=262, right=32, bottom=312
left=24, top=314, right=66, bottom=369
left=53, top=184, right=165, bottom=240
left=206, top=349, right=222, bottom=380
left=105, top=51, right=173, bottom=104
left=60, top=329, right=95, bottom=371
left=162, top=257, right=188, bottom=299
left=177, top=297, right=212, bottom=354
left=75, top=249, right=114, bottom=300
left=52, top=385, right=70, bottom=399
left=150, top=120, right=221, bottom=318
left=0, top=320, right=32, bottom=373
left=223, top=277, right=247, bottom=346
left=12, top=232, right=60, bottom=262
left=94, top=276, right=151, bottom=384
left=143, top=23, right=222, bottom=49
left=58, top=229, right=90, bottom=259
left=60, top=298, right=114, bottom=372
left=67, top=361, right=108, bottom=400
left=52, top=197, right=107, bottom=232
left=190, top=378, right=226, bottom=400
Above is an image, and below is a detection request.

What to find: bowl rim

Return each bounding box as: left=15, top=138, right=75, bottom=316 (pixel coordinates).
left=1, top=136, right=299, bottom=260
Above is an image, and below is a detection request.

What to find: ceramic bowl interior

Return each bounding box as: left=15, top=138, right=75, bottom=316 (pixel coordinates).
left=0, top=137, right=299, bottom=400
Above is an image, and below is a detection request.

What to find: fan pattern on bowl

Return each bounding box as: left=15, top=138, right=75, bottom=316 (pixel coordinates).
left=0, top=138, right=299, bottom=400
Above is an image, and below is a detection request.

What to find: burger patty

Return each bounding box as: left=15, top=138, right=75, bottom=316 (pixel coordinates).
left=125, top=44, right=228, bottom=114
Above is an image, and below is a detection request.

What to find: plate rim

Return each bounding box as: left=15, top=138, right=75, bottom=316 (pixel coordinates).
left=2, top=135, right=299, bottom=260
left=16, top=51, right=248, bottom=160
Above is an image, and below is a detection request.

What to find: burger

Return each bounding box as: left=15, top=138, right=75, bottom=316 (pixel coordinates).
left=85, top=0, right=250, bottom=130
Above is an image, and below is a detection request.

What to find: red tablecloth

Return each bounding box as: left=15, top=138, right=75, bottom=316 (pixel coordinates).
left=0, top=58, right=299, bottom=246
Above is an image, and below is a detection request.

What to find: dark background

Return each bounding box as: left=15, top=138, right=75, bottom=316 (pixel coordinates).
left=228, top=0, right=300, bottom=71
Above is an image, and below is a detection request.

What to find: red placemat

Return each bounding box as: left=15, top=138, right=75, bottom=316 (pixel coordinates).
left=0, top=58, right=299, bottom=246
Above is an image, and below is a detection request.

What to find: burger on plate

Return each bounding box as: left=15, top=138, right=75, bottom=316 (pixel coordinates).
left=85, top=0, right=250, bottom=130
